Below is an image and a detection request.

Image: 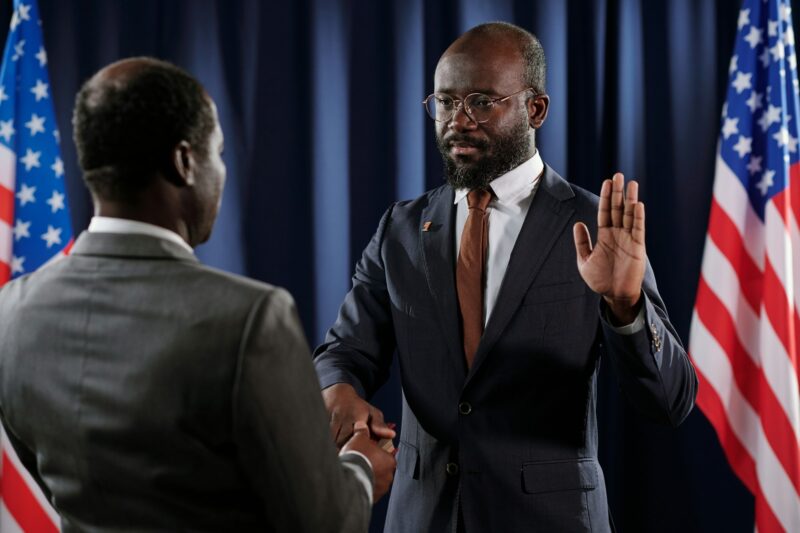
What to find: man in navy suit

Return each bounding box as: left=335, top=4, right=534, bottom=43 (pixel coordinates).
left=314, top=22, right=697, bottom=532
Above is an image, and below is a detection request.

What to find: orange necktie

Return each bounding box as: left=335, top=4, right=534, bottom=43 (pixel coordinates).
left=457, top=188, right=492, bottom=368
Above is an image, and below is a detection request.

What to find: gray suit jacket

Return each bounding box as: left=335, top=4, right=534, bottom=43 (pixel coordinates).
left=315, top=166, right=697, bottom=532
left=0, top=231, right=371, bottom=532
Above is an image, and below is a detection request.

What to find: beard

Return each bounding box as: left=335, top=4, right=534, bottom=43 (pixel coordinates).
left=437, top=117, right=532, bottom=190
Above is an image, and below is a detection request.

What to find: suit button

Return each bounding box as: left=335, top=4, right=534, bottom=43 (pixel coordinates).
left=458, top=402, right=472, bottom=415
left=446, top=462, right=459, bottom=476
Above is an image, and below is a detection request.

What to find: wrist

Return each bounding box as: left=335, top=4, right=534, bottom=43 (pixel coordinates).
left=604, top=293, right=642, bottom=326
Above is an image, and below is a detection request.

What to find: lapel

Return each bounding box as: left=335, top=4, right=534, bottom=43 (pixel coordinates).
left=419, top=186, right=465, bottom=370
left=465, top=165, right=577, bottom=386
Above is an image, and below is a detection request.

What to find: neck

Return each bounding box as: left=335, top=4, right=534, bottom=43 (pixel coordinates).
left=94, top=198, right=190, bottom=245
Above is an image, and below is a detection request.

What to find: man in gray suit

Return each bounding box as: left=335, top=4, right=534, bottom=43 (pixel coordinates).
left=0, top=57, right=395, bottom=532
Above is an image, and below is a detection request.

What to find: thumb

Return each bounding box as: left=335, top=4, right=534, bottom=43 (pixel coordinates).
left=573, top=222, right=592, bottom=264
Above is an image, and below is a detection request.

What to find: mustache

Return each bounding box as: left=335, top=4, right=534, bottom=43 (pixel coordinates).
left=441, top=135, right=489, bottom=151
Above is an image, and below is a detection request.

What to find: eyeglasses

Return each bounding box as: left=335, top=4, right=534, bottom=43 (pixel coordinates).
left=422, top=87, right=535, bottom=124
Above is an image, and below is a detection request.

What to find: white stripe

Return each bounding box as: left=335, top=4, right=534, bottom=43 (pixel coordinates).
left=0, top=144, right=15, bottom=191
left=0, top=500, right=24, bottom=533
left=713, top=155, right=765, bottom=271
left=764, top=200, right=797, bottom=319
left=701, top=236, right=761, bottom=364
left=700, top=237, right=800, bottom=438
left=690, top=312, right=800, bottom=532
left=0, top=219, right=11, bottom=264
left=0, top=427, right=60, bottom=528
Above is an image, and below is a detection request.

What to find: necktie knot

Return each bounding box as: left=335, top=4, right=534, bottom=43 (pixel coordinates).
left=467, top=188, right=492, bottom=211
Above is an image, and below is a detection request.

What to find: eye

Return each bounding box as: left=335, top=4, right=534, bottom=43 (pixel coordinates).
left=470, top=95, right=493, bottom=109
left=436, top=96, right=455, bottom=109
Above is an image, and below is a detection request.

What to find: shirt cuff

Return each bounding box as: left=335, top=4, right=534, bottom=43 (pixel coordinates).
left=339, top=450, right=373, bottom=503
left=605, top=303, right=646, bottom=335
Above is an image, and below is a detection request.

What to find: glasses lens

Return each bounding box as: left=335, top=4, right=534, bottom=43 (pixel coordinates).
left=425, top=95, right=456, bottom=122
left=465, top=94, right=494, bottom=123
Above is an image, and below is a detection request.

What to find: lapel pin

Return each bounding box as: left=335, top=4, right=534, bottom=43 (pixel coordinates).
left=422, top=221, right=432, bottom=232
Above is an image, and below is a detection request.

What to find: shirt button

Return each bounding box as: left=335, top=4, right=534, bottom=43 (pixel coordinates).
left=446, top=462, right=460, bottom=476
left=458, top=402, right=472, bottom=415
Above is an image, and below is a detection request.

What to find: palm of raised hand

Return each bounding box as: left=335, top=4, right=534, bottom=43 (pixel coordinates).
left=573, top=173, right=646, bottom=322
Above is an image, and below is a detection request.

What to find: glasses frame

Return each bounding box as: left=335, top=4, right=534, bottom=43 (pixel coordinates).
left=422, top=87, right=537, bottom=124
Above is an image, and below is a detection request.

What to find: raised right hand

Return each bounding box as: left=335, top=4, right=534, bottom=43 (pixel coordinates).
left=322, top=383, right=395, bottom=447
left=341, top=421, right=397, bottom=502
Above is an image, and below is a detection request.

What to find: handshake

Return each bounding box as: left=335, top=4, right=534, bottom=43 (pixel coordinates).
left=325, top=383, right=399, bottom=502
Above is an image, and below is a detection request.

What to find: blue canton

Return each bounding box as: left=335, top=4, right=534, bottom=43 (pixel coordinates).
left=719, top=0, right=800, bottom=220
left=0, top=0, right=71, bottom=279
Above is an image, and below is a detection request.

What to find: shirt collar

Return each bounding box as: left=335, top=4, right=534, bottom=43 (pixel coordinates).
left=87, top=216, right=194, bottom=254
left=453, top=150, right=544, bottom=205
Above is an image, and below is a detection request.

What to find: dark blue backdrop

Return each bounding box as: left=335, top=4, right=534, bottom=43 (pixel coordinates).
left=3, top=0, right=784, bottom=531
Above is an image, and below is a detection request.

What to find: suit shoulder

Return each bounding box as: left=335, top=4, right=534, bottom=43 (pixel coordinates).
left=384, top=185, right=451, bottom=223
left=184, top=263, right=295, bottom=307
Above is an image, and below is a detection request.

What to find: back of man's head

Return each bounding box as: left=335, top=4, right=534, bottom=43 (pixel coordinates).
left=72, top=57, right=215, bottom=202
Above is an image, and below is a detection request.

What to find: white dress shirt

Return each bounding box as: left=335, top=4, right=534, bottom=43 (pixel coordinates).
left=454, top=152, right=643, bottom=333
left=454, top=152, right=544, bottom=325
left=88, top=216, right=194, bottom=253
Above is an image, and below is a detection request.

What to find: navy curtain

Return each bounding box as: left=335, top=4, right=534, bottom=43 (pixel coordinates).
left=4, top=0, right=788, bottom=530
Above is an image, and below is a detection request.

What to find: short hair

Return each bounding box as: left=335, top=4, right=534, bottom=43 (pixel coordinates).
left=72, top=57, right=215, bottom=201
left=463, top=22, right=546, bottom=94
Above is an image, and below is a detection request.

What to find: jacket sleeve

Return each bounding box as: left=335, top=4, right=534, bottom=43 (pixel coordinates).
left=232, top=288, right=372, bottom=533
left=313, top=205, right=397, bottom=398
left=600, top=261, right=698, bottom=427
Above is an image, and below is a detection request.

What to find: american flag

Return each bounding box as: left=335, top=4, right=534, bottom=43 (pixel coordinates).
left=0, top=0, right=68, bottom=531
left=690, top=0, right=800, bottom=531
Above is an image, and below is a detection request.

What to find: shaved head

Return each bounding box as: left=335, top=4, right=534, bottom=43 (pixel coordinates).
left=442, top=22, right=546, bottom=94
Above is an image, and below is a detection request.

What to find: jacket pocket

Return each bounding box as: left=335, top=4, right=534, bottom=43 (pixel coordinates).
left=521, top=458, right=598, bottom=494
left=522, top=281, right=586, bottom=305
left=397, top=440, right=420, bottom=480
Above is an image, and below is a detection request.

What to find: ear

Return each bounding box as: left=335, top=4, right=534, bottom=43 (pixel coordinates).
left=527, top=94, right=550, bottom=129
left=170, top=140, right=195, bottom=187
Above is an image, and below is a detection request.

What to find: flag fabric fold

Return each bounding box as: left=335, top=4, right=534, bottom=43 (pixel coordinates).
left=690, top=0, right=800, bottom=531
left=0, top=0, right=70, bottom=531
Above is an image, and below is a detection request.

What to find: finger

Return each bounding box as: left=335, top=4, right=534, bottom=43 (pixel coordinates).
left=632, top=201, right=645, bottom=244
left=623, top=180, right=638, bottom=231
left=597, top=179, right=612, bottom=228
left=352, top=420, right=369, bottom=435
left=369, top=408, right=396, bottom=439
left=610, top=173, right=624, bottom=227
left=573, top=222, right=592, bottom=265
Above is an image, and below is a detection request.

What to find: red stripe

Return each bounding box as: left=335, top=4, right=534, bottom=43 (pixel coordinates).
left=762, top=260, right=800, bottom=382
left=695, top=278, right=800, bottom=495
left=707, top=198, right=762, bottom=312
left=0, top=185, right=12, bottom=225
left=62, top=238, right=74, bottom=255
left=694, top=365, right=786, bottom=532
left=0, top=261, right=9, bottom=287
left=0, top=452, right=58, bottom=533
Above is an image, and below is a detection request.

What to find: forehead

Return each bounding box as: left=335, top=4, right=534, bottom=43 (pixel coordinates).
left=434, top=42, right=524, bottom=96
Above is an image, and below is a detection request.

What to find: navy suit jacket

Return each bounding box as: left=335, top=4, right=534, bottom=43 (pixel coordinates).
left=314, top=166, right=697, bottom=532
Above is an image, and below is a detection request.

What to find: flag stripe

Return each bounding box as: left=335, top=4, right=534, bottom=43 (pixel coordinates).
left=0, top=453, right=57, bottom=533
left=712, top=156, right=765, bottom=270
left=694, top=367, right=786, bottom=533
left=691, top=313, right=800, bottom=532
left=701, top=233, right=800, bottom=429
left=695, top=278, right=800, bottom=494
left=707, top=196, right=763, bottom=311
left=0, top=185, right=12, bottom=225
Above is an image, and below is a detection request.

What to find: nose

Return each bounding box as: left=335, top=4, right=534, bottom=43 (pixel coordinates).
left=448, top=102, right=478, bottom=132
